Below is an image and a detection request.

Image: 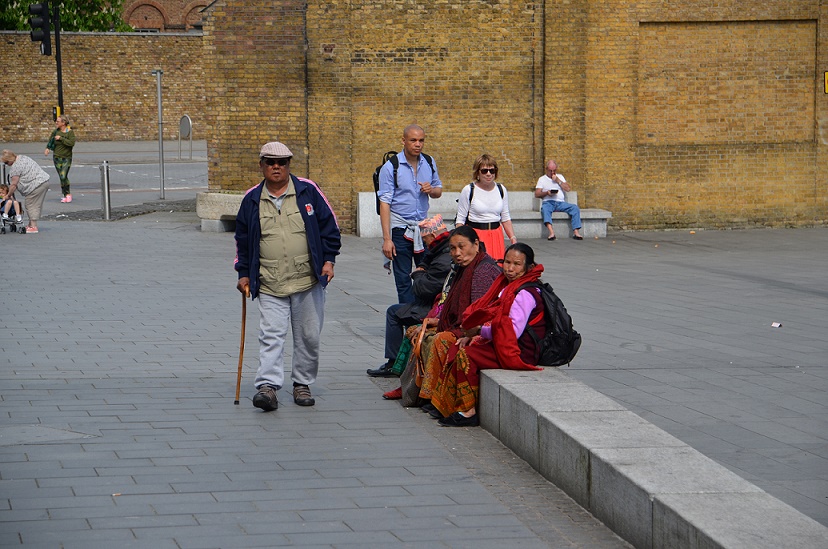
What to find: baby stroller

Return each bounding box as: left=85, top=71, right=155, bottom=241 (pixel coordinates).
left=0, top=203, right=23, bottom=234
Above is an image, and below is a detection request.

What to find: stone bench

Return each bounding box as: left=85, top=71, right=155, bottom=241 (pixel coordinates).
left=479, top=368, right=828, bottom=549
left=196, top=190, right=612, bottom=237
left=196, top=192, right=244, bottom=232
left=356, top=191, right=612, bottom=239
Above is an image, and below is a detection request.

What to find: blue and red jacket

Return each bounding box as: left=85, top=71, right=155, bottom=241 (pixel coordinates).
left=234, top=174, right=341, bottom=299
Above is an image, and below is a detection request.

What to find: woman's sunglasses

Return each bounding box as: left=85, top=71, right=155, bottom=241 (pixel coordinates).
left=479, top=168, right=496, bottom=175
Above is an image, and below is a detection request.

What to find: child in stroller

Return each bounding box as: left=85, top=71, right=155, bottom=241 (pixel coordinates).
left=1, top=183, right=24, bottom=233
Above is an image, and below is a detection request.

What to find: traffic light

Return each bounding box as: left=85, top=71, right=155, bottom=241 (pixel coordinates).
left=28, top=2, right=52, bottom=56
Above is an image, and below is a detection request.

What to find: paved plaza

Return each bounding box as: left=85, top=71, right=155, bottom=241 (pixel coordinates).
left=0, top=144, right=825, bottom=547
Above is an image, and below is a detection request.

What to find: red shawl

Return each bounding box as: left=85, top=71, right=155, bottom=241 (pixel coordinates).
left=437, top=251, right=489, bottom=333
left=461, top=264, right=545, bottom=371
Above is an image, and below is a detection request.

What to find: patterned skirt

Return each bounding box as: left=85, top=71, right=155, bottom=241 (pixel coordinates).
left=431, top=337, right=501, bottom=417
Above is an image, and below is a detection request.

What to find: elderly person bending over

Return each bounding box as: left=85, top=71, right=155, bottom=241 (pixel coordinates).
left=2, top=150, right=50, bottom=234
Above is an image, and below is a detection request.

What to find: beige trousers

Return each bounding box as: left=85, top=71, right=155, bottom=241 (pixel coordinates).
left=24, top=183, right=50, bottom=223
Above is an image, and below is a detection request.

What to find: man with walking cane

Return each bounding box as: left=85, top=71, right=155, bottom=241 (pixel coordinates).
left=234, top=141, right=341, bottom=411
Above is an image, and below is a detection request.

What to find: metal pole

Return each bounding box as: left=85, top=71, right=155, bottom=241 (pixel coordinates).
left=100, top=160, right=111, bottom=220
left=1, top=163, right=7, bottom=185
left=54, top=3, right=63, bottom=114
left=151, top=69, right=165, bottom=199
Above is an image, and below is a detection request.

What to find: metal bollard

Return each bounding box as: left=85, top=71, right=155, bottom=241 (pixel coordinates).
left=100, top=160, right=111, bottom=220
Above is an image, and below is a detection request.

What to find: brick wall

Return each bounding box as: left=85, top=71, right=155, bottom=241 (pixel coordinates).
left=4, top=0, right=825, bottom=232
left=201, top=0, right=310, bottom=209
left=202, top=0, right=825, bottom=233
left=0, top=32, right=205, bottom=143
left=582, top=1, right=826, bottom=229
left=205, top=0, right=543, bottom=233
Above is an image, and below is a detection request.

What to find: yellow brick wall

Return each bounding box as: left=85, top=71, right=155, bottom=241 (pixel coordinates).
left=201, top=0, right=825, bottom=233
left=202, top=0, right=309, bottom=202
left=818, top=0, right=828, bottom=221
left=589, top=2, right=824, bottom=229
left=0, top=32, right=205, bottom=143
left=4, top=0, right=825, bottom=232
left=205, top=0, right=544, bottom=233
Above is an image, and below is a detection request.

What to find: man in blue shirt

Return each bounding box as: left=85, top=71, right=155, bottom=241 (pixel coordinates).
left=377, top=125, right=443, bottom=303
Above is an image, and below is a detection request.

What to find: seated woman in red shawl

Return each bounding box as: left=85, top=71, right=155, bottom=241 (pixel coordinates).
left=428, top=243, right=546, bottom=427
left=383, top=224, right=502, bottom=401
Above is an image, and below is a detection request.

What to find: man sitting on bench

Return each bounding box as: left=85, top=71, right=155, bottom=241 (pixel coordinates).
left=534, top=159, right=583, bottom=241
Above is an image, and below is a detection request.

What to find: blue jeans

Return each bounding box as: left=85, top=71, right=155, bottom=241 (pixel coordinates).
left=541, top=200, right=582, bottom=230
left=391, top=227, right=423, bottom=304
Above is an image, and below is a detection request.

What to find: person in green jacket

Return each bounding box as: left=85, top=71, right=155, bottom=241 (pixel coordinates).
left=44, top=115, right=76, bottom=203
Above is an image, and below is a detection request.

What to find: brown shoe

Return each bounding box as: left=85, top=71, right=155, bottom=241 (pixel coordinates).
left=253, top=385, right=278, bottom=412
left=293, top=384, right=315, bottom=406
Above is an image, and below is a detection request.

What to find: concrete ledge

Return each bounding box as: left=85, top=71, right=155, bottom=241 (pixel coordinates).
left=196, top=192, right=242, bottom=232
left=356, top=191, right=611, bottom=239
left=479, top=369, right=828, bottom=549
left=654, top=492, right=828, bottom=549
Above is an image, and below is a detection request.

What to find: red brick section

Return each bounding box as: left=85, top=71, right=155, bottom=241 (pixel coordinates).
left=124, top=0, right=209, bottom=31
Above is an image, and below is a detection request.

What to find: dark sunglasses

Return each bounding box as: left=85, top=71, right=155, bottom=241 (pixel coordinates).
left=479, top=168, right=496, bottom=175
left=262, top=157, right=290, bottom=166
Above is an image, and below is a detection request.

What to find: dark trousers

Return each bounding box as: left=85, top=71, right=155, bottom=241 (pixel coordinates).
left=384, top=303, right=423, bottom=361
left=391, top=227, right=423, bottom=304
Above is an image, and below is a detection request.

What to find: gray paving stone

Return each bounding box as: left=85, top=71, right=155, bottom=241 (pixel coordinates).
left=2, top=179, right=826, bottom=546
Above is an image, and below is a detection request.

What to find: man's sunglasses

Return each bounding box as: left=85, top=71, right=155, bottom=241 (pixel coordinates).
left=262, top=157, right=290, bottom=166
left=479, top=168, right=496, bottom=175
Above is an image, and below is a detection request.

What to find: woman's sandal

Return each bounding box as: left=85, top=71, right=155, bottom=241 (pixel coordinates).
left=382, top=387, right=402, bottom=400
left=547, top=235, right=556, bottom=241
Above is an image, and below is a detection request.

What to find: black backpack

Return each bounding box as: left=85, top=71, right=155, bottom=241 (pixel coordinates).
left=520, top=281, right=582, bottom=367
left=372, top=151, right=435, bottom=215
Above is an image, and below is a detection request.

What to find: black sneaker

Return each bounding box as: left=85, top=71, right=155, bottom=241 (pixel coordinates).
left=438, top=412, right=479, bottom=427
left=366, top=361, right=396, bottom=377
left=252, top=385, right=278, bottom=412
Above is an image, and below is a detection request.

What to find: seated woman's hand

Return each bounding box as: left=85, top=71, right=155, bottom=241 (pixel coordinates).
left=456, top=336, right=472, bottom=349
left=423, top=317, right=439, bottom=327
left=463, top=325, right=481, bottom=338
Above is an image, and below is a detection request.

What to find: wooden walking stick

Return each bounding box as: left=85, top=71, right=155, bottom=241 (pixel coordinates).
left=234, top=285, right=249, bottom=405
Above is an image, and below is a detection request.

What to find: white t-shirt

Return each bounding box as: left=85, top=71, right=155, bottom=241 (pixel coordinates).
left=455, top=182, right=511, bottom=224
left=535, top=174, right=567, bottom=203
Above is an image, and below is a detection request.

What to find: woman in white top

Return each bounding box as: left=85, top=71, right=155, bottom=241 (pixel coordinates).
left=454, top=154, right=517, bottom=261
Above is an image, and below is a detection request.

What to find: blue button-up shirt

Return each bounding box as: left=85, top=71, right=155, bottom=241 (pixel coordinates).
left=377, top=152, right=442, bottom=224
